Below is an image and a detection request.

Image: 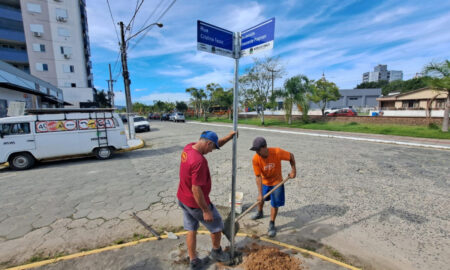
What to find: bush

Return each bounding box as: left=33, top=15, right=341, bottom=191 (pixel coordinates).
left=428, top=123, right=439, bottom=130
left=348, top=122, right=359, bottom=126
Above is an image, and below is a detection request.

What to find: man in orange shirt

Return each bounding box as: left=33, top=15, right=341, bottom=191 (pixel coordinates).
left=250, top=137, right=296, bottom=237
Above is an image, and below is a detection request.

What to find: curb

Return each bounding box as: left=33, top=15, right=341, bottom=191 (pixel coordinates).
left=6, top=231, right=360, bottom=270
left=188, top=121, right=450, bottom=150
left=118, top=139, right=145, bottom=152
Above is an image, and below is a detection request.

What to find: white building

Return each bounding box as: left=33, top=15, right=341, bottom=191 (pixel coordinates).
left=0, top=0, right=94, bottom=107
left=362, top=64, right=403, bottom=83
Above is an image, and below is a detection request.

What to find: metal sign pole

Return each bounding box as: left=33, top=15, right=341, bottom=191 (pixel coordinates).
left=230, top=31, right=240, bottom=260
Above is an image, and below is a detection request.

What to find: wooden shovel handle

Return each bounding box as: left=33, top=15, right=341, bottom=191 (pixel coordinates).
left=236, top=176, right=292, bottom=222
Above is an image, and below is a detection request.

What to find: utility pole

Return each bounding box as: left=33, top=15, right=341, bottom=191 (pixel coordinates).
left=106, top=63, right=116, bottom=108
left=119, top=21, right=134, bottom=139
left=267, top=68, right=280, bottom=97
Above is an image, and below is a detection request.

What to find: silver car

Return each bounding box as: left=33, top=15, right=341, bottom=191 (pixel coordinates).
left=173, top=112, right=185, bottom=122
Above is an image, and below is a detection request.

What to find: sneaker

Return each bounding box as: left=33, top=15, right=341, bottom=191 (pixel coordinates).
left=250, top=210, right=263, bottom=220
left=268, top=223, right=276, bottom=237
left=210, top=246, right=230, bottom=262
left=190, top=257, right=209, bottom=270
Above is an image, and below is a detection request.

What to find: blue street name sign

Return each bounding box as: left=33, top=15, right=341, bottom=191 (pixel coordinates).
left=197, top=20, right=234, bottom=58
left=241, top=18, right=275, bottom=57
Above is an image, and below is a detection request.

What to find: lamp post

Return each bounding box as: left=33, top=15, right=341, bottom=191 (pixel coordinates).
left=118, top=21, right=163, bottom=139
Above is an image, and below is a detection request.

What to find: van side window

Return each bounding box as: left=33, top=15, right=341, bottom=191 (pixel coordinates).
left=1, top=123, right=31, bottom=135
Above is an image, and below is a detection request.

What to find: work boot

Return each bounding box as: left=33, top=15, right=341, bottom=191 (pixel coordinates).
left=250, top=210, right=263, bottom=220
left=210, top=246, right=230, bottom=263
left=268, top=222, right=276, bottom=237
left=189, top=257, right=209, bottom=270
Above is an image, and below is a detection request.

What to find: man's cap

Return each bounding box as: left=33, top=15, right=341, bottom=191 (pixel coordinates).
left=200, top=131, right=220, bottom=149
left=250, top=137, right=267, bottom=151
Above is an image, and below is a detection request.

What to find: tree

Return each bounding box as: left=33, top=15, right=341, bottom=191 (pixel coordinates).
left=93, top=89, right=111, bottom=108
left=355, top=80, right=388, bottom=89
left=310, top=79, right=341, bottom=116
left=240, top=57, right=274, bottom=125
left=282, top=75, right=314, bottom=124
left=186, top=87, right=206, bottom=118
left=212, top=87, right=233, bottom=119
left=153, top=100, right=167, bottom=113
left=202, top=83, right=222, bottom=121
left=176, top=101, right=188, bottom=113
left=381, top=77, right=428, bottom=96
left=424, top=60, right=450, bottom=132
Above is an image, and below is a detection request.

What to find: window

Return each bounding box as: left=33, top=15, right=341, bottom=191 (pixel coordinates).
left=349, top=97, right=359, bottom=100
left=35, top=63, right=48, bottom=71
left=60, top=46, right=72, bottom=54
left=71, top=83, right=76, bottom=87
left=0, top=99, right=6, bottom=118
left=55, top=8, right=68, bottom=20
left=436, top=100, right=445, bottom=109
left=30, top=24, right=44, bottom=33
left=0, top=123, right=31, bottom=135
left=57, top=27, right=70, bottom=37
left=32, top=43, right=45, bottom=52
left=63, top=64, right=74, bottom=73
left=27, top=3, right=41, bottom=13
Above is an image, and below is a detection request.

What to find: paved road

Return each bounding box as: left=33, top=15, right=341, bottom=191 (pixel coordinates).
left=0, top=120, right=448, bottom=269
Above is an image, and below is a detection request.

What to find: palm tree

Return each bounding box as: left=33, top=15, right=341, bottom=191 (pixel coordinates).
left=186, top=87, right=206, bottom=118
left=423, top=60, right=450, bottom=132
left=283, top=75, right=313, bottom=124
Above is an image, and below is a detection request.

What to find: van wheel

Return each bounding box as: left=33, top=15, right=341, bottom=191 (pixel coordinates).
left=95, top=147, right=113, bottom=160
left=9, top=153, right=35, bottom=170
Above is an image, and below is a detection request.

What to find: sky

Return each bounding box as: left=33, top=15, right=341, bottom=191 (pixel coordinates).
left=87, top=0, right=450, bottom=106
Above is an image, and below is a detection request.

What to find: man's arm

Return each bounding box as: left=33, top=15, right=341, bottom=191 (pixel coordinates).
left=192, top=185, right=213, bottom=222
left=218, top=130, right=237, bottom=147
left=289, top=152, right=296, bottom=178
left=255, top=175, right=263, bottom=201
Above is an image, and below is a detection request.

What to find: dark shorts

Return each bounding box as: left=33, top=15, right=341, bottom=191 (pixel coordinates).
left=178, top=200, right=223, bottom=233
left=263, top=184, right=285, bottom=208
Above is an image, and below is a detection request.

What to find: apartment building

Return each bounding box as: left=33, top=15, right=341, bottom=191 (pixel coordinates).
left=362, top=64, right=403, bottom=83
left=0, top=0, right=94, bottom=107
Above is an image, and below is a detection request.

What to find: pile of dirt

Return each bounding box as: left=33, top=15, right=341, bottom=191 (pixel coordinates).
left=240, top=244, right=303, bottom=270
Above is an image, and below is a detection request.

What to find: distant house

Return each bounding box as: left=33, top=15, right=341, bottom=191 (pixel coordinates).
left=377, top=88, right=447, bottom=110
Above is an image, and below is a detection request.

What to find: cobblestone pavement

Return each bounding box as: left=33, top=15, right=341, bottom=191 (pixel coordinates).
left=0, top=120, right=448, bottom=270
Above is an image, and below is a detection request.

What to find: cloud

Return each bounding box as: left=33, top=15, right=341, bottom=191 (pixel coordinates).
left=135, top=88, right=147, bottom=92
left=183, top=70, right=234, bottom=88
left=135, top=92, right=191, bottom=103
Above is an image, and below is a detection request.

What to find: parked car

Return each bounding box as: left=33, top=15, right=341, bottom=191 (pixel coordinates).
left=173, top=112, right=185, bottom=122
left=160, top=113, right=170, bottom=121
left=152, top=113, right=160, bottom=120
left=147, top=113, right=153, bottom=120
left=324, top=108, right=339, bottom=115
left=169, top=113, right=176, bottom=121
left=133, top=116, right=150, bottom=132
left=327, top=108, right=357, bottom=117
left=119, top=113, right=127, bottom=123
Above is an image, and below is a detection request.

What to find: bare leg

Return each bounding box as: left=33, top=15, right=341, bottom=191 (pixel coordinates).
left=187, top=230, right=197, bottom=260
left=211, top=231, right=221, bottom=249
left=257, top=200, right=265, bottom=212
left=270, top=207, right=278, bottom=222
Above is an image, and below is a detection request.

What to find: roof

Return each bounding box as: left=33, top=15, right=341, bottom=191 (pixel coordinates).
left=26, top=108, right=115, bottom=114
left=377, top=87, right=447, bottom=101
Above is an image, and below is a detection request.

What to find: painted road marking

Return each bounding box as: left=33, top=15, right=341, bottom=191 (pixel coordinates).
left=189, top=122, right=450, bottom=150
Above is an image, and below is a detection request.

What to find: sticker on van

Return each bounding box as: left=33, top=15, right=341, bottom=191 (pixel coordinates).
left=35, top=119, right=115, bottom=133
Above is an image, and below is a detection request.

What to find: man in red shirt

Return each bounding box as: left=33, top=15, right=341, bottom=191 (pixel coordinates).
left=250, top=137, right=296, bottom=237
left=177, top=130, right=236, bottom=269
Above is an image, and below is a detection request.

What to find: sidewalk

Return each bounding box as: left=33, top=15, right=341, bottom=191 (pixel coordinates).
left=189, top=121, right=450, bottom=150
left=14, top=232, right=357, bottom=270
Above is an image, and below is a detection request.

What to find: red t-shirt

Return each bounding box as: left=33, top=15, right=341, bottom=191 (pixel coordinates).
left=177, top=143, right=211, bottom=208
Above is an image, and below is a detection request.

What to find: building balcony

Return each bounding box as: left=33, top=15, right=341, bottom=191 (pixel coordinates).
left=0, top=29, right=26, bottom=43
left=0, top=48, right=28, bottom=64
left=0, top=5, right=22, bottom=21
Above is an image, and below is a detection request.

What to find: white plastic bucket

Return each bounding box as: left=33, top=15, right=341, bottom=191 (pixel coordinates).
left=229, top=192, right=244, bottom=214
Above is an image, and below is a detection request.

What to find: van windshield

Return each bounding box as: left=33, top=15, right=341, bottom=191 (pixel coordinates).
left=133, top=117, right=145, bottom=122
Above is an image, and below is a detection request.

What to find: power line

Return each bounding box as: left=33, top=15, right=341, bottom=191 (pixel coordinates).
left=129, top=0, right=176, bottom=52
left=105, top=0, right=120, bottom=43
left=126, top=0, right=145, bottom=36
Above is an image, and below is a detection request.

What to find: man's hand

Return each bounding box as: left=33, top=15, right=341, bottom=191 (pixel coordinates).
left=229, top=130, right=238, bottom=138
left=203, top=209, right=213, bottom=222
left=289, top=169, right=296, bottom=179
left=257, top=194, right=263, bottom=202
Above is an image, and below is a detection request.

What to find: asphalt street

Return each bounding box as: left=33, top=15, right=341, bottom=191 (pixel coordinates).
left=0, top=120, right=448, bottom=270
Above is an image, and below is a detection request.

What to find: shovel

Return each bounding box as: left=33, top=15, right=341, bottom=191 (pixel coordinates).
left=223, top=176, right=292, bottom=241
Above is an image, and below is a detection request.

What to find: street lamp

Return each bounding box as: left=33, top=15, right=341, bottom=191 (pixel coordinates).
left=118, top=21, right=163, bottom=139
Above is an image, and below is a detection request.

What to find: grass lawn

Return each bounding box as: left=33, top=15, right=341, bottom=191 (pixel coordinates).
left=186, top=116, right=450, bottom=140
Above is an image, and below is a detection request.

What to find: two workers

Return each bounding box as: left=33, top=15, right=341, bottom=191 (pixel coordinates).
left=176, top=131, right=296, bottom=269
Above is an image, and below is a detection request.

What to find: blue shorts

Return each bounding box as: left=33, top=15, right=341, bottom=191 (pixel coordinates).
left=263, top=184, right=285, bottom=208
left=178, top=200, right=223, bottom=233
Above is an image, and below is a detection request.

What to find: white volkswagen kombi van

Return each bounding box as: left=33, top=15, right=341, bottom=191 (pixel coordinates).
left=0, top=108, right=128, bottom=170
